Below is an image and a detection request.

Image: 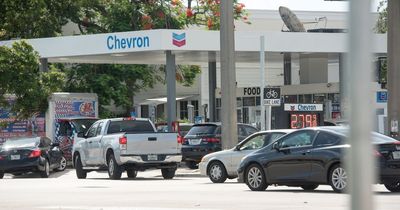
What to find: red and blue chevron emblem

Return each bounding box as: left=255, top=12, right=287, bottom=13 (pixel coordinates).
left=172, top=32, right=186, bottom=47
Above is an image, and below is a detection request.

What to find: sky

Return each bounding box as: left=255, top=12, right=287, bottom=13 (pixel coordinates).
left=238, top=0, right=382, bottom=12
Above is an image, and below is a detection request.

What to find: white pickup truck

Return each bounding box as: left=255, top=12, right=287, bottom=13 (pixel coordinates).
left=72, top=118, right=181, bottom=180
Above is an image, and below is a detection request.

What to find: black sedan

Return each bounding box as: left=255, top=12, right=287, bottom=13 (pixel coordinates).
left=237, top=127, right=400, bottom=192
left=0, top=137, right=66, bottom=178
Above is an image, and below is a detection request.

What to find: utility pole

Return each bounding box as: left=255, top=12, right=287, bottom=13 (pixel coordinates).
left=220, top=0, right=238, bottom=149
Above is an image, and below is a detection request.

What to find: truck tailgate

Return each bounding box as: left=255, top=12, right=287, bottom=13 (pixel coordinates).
left=125, top=133, right=179, bottom=155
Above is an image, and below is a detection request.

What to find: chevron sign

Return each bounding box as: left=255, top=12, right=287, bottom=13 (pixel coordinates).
left=172, top=32, right=186, bottom=47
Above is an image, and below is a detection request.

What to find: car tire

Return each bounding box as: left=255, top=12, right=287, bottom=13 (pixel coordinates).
left=384, top=181, right=400, bottom=192
left=0, top=171, right=4, bottom=179
left=127, top=169, right=138, bottom=179
left=208, top=161, right=228, bottom=183
left=245, top=163, right=267, bottom=191
left=329, top=164, right=347, bottom=193
left=75, top=155, right=87, bottom=179
left=40, top=159, right=50, bottom=178
left=55, top=155, right=67, bottom=172
left=161, top=168, right=176, bottom=179
left=186, top=161, right=198, bottom=169
left=107, top=154, right=122, bottom=180
left=301, top=184, right=319, bottom=191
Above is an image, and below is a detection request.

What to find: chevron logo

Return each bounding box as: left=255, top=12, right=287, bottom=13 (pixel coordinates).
left=172, top=32, right=186, bottom=47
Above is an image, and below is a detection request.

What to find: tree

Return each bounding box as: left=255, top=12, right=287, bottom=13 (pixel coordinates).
left=0, top=41, right=65, bottom=121
left=376, top=0, right=388, bottom=34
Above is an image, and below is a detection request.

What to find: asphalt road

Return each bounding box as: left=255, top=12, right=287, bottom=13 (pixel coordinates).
left=0, top=168, right=399, bottom=210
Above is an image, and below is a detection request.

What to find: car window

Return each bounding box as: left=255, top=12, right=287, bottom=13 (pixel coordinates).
left=245, top=126, right=258, bottom=136
left=107, top=120, right=155, bottom=134
left=96, top=122, right=104, bottom=136
left=186, top=125, right=218, bottom=136
left=238, top=125, right=247, bottom=137
left=265, top=132, right=287, bottom=146
left=240, top=134, right=266, bottom=150
left=87, top=122, right=99, bottom=138
left=313, top=131, right=342, bottom=147
left=280, top=130, right=316, bottom=148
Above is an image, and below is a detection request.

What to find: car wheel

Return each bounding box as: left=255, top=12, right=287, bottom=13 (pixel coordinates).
left=40, top=159, right=50, bottom=178
left=55, top=155, right=67, bottom=172
left=329, top=164, right=347, bottom=193
left=127, top=169, right=138, bottom=179
left=107, top=154, right=122, bottom=180
left=75, top=154, right=87, bottom=179
left=245, top=164, right=267, bottom=191
left=301, top=184, right=319, bottom=191
left=0, top=171, right=4, bottom=179
left=208, top=161, right=227, bottom=183
left=161, top=168, right=176, bottom=179
left=384, top=181, right=400, bottom=192
left=186, top=161, right=198, bottom=169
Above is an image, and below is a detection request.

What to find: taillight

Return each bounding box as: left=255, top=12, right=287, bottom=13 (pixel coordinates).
left=177, top=136, right=184, bottom=144
left=205, top=137, right=220, bottom=143
left=119, top=135, right=127, bottom=150
left=0, top=156, right=4, bottom=160
left=374, top=150, right=383, bottom=157
left=29, top=149, right=41, bottom=158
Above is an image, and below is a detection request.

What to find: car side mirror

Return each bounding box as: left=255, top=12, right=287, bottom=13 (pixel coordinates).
left=51, top=142, right=60, bottom=147
left=77, top=131, right=85, bottom=138
left=272, top=142, right=280, bottom=151
left=235, top=145, right=241, bottom=151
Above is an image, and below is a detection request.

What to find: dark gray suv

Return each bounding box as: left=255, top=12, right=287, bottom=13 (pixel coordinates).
left=181, top=123, right=259, bottom=169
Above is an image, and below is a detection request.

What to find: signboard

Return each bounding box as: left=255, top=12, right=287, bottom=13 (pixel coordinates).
left=377, top=91, right=388, bottom=103
left=264, top=87, right=281, bottom=106
left=284, top=103, right=323, bottom=112
left=54, top=101, right=96, bottom=119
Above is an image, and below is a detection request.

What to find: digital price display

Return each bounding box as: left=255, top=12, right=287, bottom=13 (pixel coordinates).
left=290, top=113, right=318, bottom=129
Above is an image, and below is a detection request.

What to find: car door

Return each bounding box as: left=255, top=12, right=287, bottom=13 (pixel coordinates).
left=40, top=137, right=57, bottom=168
left=308, top=131, right=343, bottom=182
left=266, top=130, right=317, bottom=183
left=83, top=122, right=99, bottom=165
left=89, top=121, right=105, bottom=165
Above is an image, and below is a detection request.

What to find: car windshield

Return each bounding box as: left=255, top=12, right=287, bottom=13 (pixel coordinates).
left=72, top=119, right=98, bottom=133
left=179, top=125, right=192, bottom=136
left=1, top=137, right=39, bottom=150
left=186, top=125, right=217, bottom=136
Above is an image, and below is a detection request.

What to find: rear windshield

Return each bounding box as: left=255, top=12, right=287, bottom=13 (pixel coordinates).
left=72, top=119, right=98, bottom=133
left=186, top=125, right=218, bottom=136
left=107, top=120, right=155, bottom=134
left=179, top=125, right=192, bottom=136
left=324, top=128, right=398, bottom=144
left=2, top=137, right=39, bottom=149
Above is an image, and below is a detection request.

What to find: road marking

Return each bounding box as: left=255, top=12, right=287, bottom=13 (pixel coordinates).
left=38, top=206, right=220, bottom=210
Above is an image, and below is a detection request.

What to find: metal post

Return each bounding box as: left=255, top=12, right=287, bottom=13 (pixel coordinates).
left=388, top=0, right=400, bottom=139
left=347, top=1, right=375, bottom=210
left=166, top=50, right=177, bottom=132
left=220, top=0, right=238, bottom=149
left=39, top=58, right=48, bottom=72
left=339, top=53, right=350, bottom=120
left=260, top=36, right=266, bottom=131
left=208, top=52, right=217, bottom=122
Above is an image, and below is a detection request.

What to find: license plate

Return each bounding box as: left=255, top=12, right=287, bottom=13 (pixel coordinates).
left=189, top=139, right=201, bottom=145
left=147, top=154, right=158, bottom=161
left=393, top=151, right=400, bottom=160
left=10, top=155, right=20, bottom=160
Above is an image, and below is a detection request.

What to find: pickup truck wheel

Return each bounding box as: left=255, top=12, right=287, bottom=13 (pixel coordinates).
left=108, top=154, right=122, bottom=180
left=0, top=171, right=4, bottom=179
left=161, top=168, right=176, bottom=179
left=127, top=169, right=138, bottom=179
left=75, top=155, right=87, bottom=179
left=186, top=161, right=198, bottom=169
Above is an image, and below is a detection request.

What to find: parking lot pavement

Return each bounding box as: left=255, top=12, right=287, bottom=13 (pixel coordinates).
left=0, top=167, right=399, bottom=210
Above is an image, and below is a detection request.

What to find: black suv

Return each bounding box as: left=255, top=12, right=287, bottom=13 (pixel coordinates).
left=181, top=123, right=259, bottom=169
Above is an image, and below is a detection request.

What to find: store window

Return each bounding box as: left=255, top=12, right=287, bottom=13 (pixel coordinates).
left=191, top=100, right=199, bottom=116
left=180, top=101, right=188, bottom=119
left=141, top=105, right=149, bottom=118
left=243, top=97, right=256, bottom=106
left=313, top=94, right=325, bottom=103
left=284, top=95, right=297, bottom=103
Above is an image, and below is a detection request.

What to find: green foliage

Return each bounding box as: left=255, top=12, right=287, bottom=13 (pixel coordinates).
left=375, top=0, right=387, bottom=33
left=0, top=0, right=78, bottom=40
left=0, top=41, right=64, bottom=119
